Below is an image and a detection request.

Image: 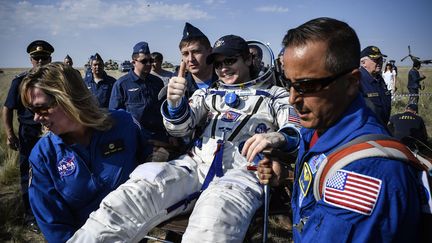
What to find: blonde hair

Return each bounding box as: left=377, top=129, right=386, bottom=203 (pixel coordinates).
left=21, top=62, right=113, bottom=131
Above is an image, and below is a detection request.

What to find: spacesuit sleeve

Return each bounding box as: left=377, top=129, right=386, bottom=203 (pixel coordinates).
left=271, top=86, right=301, bottom=152
left=29, top=149, right=77, bottom=243
left=162, top=88, right=209, bottom=137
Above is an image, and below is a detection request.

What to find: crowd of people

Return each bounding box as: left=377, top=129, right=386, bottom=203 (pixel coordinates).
left=1, top=18, right=430, bottom=243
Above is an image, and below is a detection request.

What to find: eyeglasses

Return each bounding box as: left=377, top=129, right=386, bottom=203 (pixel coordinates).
left=281, top=69, right=353, bottom=95
left=28, top=100, right=57, bottom=116
left=31, top=55, right=50, bottom=62
left=214, top=56, right=240, bottom=70
left=136, top=58, right=153, bottom=65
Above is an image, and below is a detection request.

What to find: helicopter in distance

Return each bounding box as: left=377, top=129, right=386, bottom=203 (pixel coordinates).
left=401, top=45, right=432, bottom=64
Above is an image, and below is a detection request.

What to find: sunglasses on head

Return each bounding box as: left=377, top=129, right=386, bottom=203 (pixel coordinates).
left=281, top=69, right=353, bottom=95
left=136, top=58, right=153, bottom=65
left=213, top=56, right=240, bottom=70
left=31, top=55, right=50, bottom=61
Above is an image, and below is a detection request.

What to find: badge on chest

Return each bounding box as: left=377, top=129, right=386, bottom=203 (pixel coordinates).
left=57, top=156, right=76, bottom=177
left=101, top=139, right=125, bottom=156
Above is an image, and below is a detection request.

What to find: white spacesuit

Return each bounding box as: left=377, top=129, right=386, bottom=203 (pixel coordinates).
left=69, top=43, right=300, bottom=243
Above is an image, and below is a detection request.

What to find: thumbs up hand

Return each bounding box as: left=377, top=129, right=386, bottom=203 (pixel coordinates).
left=167, top=61, right=187, bottom=108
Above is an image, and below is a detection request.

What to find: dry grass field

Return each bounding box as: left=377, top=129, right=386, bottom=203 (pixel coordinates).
left=0, top=66, right=431, bottom=242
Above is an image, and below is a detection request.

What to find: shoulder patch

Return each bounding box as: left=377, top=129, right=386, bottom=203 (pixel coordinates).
left=288, top=107, right=301, bottom=126
left=323, top=169, right=381, bottom=215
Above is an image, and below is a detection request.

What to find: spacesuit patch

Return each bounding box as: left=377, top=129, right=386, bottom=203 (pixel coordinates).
left=299, top=162, right=312, bottom=197
left=309, top=153, right=326, bottom=174
left=57, top=156, right=76, bottom=177
left=255, top=123, right=270, bottom=134
left=221, top=111, right=241, bottom=122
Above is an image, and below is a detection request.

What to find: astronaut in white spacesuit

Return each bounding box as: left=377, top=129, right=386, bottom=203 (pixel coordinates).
left=68, top=35, right=301, bottom=243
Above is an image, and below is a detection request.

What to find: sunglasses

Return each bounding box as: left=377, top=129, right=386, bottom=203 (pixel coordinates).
left=136, top=58, right=153, bottom=65
left=281, top=69, right=352, bottom=95
left=28, top=100, right=57, bottom=116
left=214, top=56, right=240, bottom=70
left=31, top=55, right=50, bottom=62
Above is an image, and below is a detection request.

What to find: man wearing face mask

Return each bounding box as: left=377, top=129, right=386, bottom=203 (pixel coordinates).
left=359, top=46, right=392, bottom=125
left=2, top=40, right=54, bottom=232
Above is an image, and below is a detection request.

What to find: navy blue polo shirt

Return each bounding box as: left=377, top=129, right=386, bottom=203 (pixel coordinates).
left=109, top=70, right=166, bottom=140
left=359, top=67, right=391, bottom=125
left=84, top=72, right=116, bottom=108
left=4, top=72, right=40, bottom=126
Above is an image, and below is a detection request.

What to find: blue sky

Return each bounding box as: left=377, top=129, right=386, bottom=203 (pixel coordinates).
left=1, top=0, right=431, bottom=68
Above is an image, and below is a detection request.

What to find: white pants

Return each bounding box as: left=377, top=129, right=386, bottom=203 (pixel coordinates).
left=68, top=155, right=263, bottom=243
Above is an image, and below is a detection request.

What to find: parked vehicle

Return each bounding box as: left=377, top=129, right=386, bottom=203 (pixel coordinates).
left=119, top=60, right=133, bottom=72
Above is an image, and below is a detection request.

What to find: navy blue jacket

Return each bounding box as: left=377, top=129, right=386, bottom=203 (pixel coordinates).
left=109, top=70, right=166, bottom=141
left=359, top=67, right=391, bottom=125
left=388, top=111, right=428, bottom=143
left=84, top=72, right=116, bottom=108
left=407, top=68, right=423, bottom=89
left=4, top=72, right=41, bottom=126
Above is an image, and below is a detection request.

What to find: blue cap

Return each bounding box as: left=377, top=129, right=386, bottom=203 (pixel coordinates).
left=133, top=41, right=150, bottom=55
left=182, top=22, right=207, bottom=41
left=90, top=53, right=103, bottom=62
left=206, top=35, right=249, bottom=64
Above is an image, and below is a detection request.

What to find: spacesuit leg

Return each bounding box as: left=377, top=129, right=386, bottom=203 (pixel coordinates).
left=182, top=168, right=263, bottom=243
left=68, top=155, right=200, bottom=243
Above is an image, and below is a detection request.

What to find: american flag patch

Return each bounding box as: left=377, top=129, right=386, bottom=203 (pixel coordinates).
left=323, top=170, right=381, bottom=215
left=288, top=107, right=300, bottom=125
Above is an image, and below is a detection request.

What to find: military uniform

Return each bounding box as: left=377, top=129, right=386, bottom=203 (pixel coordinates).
left=2, top=40, right=53, bottom=223
left=388, top=106, right=428, bottom=143
left=407, top=62, right=425, bottom=105
left=359, top=66, right=391, bottom=126
left=84, top=72, right=116, bottom=108
left=109, top=42, right=167, bottom=142
left=109, top=70, right=165, bottom=140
